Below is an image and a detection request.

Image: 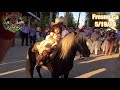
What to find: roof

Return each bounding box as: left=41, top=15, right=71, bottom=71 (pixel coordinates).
left=27, top=12, right=40, bottom=20
left=21, top=12, right=40, bottom=20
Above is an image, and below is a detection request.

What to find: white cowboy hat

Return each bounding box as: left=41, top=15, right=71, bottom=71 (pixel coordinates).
left=55, top=17, right=64, bottom=24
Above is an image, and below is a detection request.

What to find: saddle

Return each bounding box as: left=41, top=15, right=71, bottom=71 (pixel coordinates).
left=37, top=45, right=59, bottom=66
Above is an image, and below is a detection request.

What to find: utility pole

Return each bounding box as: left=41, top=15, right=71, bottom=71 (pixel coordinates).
left=77, top=12, right=81, bottom=28
left=40, top=12, right=42, bottom=20
left=56, top=12, right=59, bottom=18
left=49, top=12, right=53, bottom=26
left=65, top=12, right=70, bottom=27
left=87, top=17, right=89, bottom=29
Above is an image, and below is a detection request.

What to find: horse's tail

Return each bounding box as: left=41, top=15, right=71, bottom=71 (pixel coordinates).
left=25, top=50, right=32, bottom=78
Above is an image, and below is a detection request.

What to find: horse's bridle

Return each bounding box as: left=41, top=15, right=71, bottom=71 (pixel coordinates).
left=75, top=33, right=84, bottom=55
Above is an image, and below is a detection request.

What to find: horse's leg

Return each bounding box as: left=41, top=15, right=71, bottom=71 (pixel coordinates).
left=51, top=72, right=59, bottom=78
left=36, top=66, right=42, bottom=78
left=64, top=72, right=69, bottom=78
left=30, top=60, right=36, bottom=78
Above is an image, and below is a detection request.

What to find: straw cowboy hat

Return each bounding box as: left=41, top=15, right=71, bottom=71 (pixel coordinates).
left=55, top=17, right=64, bottom=24
left=51, top=22, right=55, bottom=26
left=51, top=17, right=65, bottom=26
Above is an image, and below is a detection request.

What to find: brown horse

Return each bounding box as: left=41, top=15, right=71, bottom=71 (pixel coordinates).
left=25, top=32, right=90, bottom=78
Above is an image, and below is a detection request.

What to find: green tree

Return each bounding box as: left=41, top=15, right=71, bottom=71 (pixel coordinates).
left=116, top=14, right=120, bottom=31
left=67, top=13, right=77, bottom=28
left=30, top=12, right=57, bottom=30
left=41, top=12, right=57, bottom=22
left=39, top=16, right=49, bottom=29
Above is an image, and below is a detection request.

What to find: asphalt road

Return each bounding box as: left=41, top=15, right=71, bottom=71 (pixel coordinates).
left=0, top=38, right=120, bottom=78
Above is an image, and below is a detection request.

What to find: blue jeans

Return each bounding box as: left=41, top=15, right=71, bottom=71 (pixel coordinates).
left=30, top=36, right=36, bottom=45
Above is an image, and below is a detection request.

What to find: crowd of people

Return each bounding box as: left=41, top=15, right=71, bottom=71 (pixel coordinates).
left=76, top=27, right=120, bottom=57
left=17, top=22, right=74, bottom=47
left=0, top=12, right=120, bottom=66
left=19, top=23, right=41, bottom=46
left=18, top=22, right=120, bottom=59
left=8, top=18, right=120, bottom=60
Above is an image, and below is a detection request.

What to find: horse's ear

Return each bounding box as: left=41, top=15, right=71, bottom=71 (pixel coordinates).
left=74, top=32, right=77, bottom=35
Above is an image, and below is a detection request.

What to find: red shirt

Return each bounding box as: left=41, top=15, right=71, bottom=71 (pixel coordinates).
left=79, top=29, right=84, bottom=32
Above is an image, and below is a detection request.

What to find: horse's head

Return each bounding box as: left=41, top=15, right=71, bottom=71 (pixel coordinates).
left=75, top=32, right=90, bottom=57
left=59, top=32, right=90, bottom=59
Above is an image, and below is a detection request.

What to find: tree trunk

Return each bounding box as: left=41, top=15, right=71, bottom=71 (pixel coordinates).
left=40, top=12, right=42, bottom=20
left=65, top=12, right=69, bottom=27
left=49, top=12, right=53, bottom=26
left=56, top=12, right=59, bottom=18
left=87, top=17, right=89, bottom=29
left=77, top=12, right=81, bottom=28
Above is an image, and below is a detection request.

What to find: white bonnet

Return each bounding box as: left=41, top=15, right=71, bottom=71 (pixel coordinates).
left=50, top=32, right=54, bottom=36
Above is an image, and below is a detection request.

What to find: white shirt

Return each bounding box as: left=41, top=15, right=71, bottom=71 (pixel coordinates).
left=37, top=32, right=61, bottom=54
left=91, top=32, right=100, bottom=41
left=61, top=29, right=69, bottom=38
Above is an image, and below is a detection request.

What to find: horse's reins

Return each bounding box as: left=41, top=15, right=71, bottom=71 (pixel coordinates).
left=75, top=33, right=84, bottom=54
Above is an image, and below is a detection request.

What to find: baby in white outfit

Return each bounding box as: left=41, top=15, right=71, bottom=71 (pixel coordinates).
left=36, top=32, right=61, bottom=55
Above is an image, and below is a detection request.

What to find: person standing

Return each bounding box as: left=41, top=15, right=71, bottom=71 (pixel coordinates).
left=91, top=29, right=101, bottom=55
left=116, top=30, right=120, bottom=57
left=101, top=31, right=107, bottom=54
left=21, top=23, right=29, bottom=46
left=36, top=25, right=41, bottom=41
left=105, top=31, right=115, bottom=55
left=29, top=26, right=36, bottom=46
left=86, top=33, right=93, bottom=54
left=61, top=25, right=69, bottom=38
left=84, top=27, right=92, bottom=36
left=118, top=41, right=120, bottom=57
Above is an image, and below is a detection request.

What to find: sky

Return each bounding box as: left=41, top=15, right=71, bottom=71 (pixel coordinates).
left=58, top=12, right=86, bottom=28
left=58, top=12, right=120, bottom=28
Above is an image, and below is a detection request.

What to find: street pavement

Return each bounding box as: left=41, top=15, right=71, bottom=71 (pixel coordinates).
left=0, top=38, right=120, bottom=78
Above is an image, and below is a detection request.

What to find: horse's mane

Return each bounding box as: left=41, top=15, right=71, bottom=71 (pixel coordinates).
left=76, top=32, right=86, bottom=43
left=60, top=32, right=77, bottom=59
